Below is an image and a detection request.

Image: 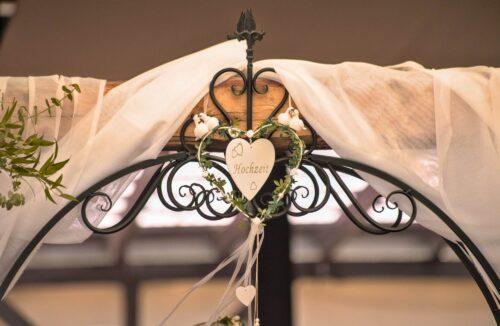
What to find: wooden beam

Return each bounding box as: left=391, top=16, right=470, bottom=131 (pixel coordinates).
left=105, top=76, right=435, bottom=152
left=105, top=78, right=326, bottom=152
left=17, top=262, right=468, bottom=285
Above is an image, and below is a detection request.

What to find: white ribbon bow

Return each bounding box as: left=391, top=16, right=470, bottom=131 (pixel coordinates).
left=159, top=218, right=264, bottom=326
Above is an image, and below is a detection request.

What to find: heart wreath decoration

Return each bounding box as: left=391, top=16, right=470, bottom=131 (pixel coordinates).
left=197, top=117, right=305, bottom=220
left=161, top=105, right=305, bottom=326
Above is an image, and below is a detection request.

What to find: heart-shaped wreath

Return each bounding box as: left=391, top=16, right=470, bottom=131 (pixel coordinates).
left=195, top=112, right=305, bottom=221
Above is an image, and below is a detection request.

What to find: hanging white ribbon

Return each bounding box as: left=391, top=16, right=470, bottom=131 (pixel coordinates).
left=159, top=218, right=264, bottom=326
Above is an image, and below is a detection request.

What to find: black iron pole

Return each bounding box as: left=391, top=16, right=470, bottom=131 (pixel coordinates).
left=246, top=46, right=253, bottom=130
left=125, top=281, right=138, bottom=326
left=257, top=164, right=293, bottom=326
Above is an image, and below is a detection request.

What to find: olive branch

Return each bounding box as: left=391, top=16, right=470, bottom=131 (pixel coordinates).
left=0, top=84, right=80, bottom=210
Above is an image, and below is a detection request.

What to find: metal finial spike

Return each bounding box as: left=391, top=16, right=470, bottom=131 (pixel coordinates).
left=227, top=9, right=265, bottom=47
left=237, top=9, right=256, bottom=32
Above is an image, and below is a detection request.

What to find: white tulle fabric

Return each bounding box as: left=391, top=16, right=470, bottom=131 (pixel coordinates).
left=0, top=75, right=106, bottom=294
left=261, top=60, right=500, bottom=305
left=0, top=40, right=498, bottom=305
left=0, top=40, right=247, bottom=296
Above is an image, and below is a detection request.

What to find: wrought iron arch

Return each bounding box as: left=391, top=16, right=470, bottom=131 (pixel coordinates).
left=1, top=9, right=498, bottom=324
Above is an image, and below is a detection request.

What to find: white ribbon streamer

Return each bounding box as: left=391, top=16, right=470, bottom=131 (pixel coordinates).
left=159, top=219, right=264, bottom=326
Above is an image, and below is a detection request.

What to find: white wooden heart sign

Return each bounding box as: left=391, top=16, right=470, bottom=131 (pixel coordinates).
left=225, top=138, right=275, bottom=200
left=236, top=285, right=256, bottom=306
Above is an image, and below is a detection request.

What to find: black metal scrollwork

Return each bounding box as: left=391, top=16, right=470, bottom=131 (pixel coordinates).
left=156, top=157, right=239, bottom=220
left=80, top=9, right=419, bottom=235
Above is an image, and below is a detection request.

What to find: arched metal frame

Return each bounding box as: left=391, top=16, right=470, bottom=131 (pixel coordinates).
left=1, top=10, right=498, bottom=322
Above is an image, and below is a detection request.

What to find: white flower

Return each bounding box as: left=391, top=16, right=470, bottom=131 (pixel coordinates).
left=277, top=112, right=290, bottom=125
left=202, top=170, right=209, bottom=178
left=246, top=129, right=254, bottom=138
left=193, top=114, right=211, bottom=139
left=193, top=114, right=202, bottom=124
left=206, top=116, right=219, bottom=130
left=289, top=116, right=306, bottom=131
left=194, top=122, right=210, bottom=140
left=277, top=106, right=295, bottom=125
left=199, top=113, right=219, bottom=130
left=289, top=167, right=299, bottom=176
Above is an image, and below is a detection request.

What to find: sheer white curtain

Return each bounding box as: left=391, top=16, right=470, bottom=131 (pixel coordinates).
left=0, top=41, right=498, bottom=303
left=262, top=59, right=500, bottom=304
left=0, top=75, right=105, bottom=295
left=0, top=40, right=247, bottom=297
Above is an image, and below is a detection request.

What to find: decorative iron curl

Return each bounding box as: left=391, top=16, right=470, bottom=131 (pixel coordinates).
left=81, top=192, right=113, bottom=225
left=209, top=68, right=247, bottom=124
left=178, top=67, right=249, bottom=153
left=156, top=155, right=240, bottom=220
left=322, top=163, right=416, bottom=234
left=251, top=190, right=288, bottom=219
left=287, top=161, right=330, bottom=216
left=80, top=165, right=167, bottom=234
left=370, top=190, right=417, bottom=231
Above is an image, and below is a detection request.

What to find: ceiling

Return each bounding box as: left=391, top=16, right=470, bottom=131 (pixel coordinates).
left=0, top=0, right=498, bottom=80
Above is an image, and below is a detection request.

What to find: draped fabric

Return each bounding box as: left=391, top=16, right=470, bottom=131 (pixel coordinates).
left=0, top=75, right=106, bottom=294
left=0, top=40, right=247, bottom=296
left=263, top=60, right=500, bottom=263
left=0, top=40, right=498, bottom=304
left=262, top=60, right=500, bottom=305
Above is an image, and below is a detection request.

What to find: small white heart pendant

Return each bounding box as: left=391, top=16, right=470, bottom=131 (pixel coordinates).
left=235, top=285, right=256, bottom=306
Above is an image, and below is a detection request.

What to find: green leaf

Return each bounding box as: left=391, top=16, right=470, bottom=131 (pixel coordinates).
left=5, top=123, right=22, bottom=129
left=53, top=142, right=59, bottom=160
left=45, top=159, right=69, bottom=175
left=1, top=105, right=14, bottom=124
left=61, top=193, right=78, bottom=202
left=51, top=174, right=63, bottom=189
left=71, top=84, right=81, bottom=93
left=28, top=138, right=54, bottom=147
left=50, top=98, right=61, bottom=107
left=39, top=154, right=55, bottom=174
left=44, top=187, right=56, bottom=204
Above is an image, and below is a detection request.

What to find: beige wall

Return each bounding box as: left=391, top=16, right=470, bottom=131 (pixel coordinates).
left=4, top=278, right=494, bottom=326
